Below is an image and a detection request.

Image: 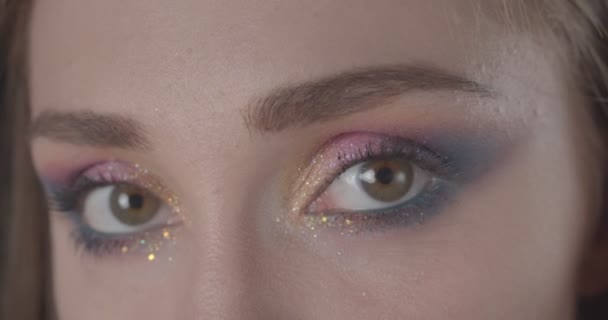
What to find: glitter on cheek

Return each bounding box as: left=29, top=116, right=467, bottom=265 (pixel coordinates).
left=301, top=213, right=361, bottom=236
left=113, top=228, right=180, bottom=262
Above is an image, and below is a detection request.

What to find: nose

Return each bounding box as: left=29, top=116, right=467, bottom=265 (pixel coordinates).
left=172, top=160, right=295, bottom=320
left=177, top=188, right=263, bottom=319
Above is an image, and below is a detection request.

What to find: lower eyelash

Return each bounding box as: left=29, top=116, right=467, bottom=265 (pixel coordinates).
left=42, top=161, right=181, bottom=259
left=304, top=179, right=457, bottom=234
left=68, top=223, right=175, bottom=257
left=70, top=224, right=136, bottom=256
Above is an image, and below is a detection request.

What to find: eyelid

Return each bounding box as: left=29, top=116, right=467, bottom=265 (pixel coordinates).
left=45, top=161, right=181, bottom=214
left=288, top=132, right=455, bottom=218
left=310, top=160, right=435, bottom=214
left=42, top=160, right=184, bottom=258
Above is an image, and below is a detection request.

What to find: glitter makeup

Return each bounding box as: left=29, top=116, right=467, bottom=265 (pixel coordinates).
left=42, top=161, right=183, bottom=260
left=288, top=131, right=506, bottom=236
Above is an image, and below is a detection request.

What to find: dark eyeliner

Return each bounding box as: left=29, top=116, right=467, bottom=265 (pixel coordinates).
left=295, top=131, right=505, bottom=234
left=41, top=161, right=182, bottom=258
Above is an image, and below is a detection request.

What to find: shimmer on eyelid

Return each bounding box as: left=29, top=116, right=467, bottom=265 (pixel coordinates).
left=283, top=130, right=514, bottom=235
left=42, top=161, right=184, bottom=261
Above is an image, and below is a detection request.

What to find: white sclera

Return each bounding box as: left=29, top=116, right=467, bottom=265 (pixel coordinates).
left=325, top=162, right=433, bottom=211
left=82, top=185, right=170, bottom=234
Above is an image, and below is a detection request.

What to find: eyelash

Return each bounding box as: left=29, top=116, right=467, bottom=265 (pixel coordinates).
left=301, top=137, right=459, bottom=233
left=47, top=179, right=125, bottom=254
left=44, top=163, right=179, bottom=258
left=335, top=139, right=457, bottom=178
left=43, top=136, right=469, bottom=254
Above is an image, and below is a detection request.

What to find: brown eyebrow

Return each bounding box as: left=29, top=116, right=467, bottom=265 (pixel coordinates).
left=30, top=65, right=492, bottom=148
left=245, top=64, right=494, bottom=132
left=30, top=111, right=151, bottom=149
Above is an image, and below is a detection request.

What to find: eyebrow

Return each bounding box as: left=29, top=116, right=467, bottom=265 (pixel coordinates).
left=30, top=65, right=492, bottom=149
left=30, top=111, right=151, bottom=149
left=245, top=64, right=493, bottom=132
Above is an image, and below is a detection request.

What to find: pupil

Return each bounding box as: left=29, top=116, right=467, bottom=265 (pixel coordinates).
left=128, top=193, right=144, bottom=209
left=375, top=167, right=394, bottom=185
left=111, top=185, right=160, bottom=226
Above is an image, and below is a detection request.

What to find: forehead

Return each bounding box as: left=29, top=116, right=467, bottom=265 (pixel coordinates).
left=27, top=0, right=522, bottom=116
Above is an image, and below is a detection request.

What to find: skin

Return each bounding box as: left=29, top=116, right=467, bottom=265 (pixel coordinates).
left=27, top=0, right=606, bottom=319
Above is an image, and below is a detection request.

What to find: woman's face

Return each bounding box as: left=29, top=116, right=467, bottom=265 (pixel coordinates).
left=27, top=0, right=601, bottom=319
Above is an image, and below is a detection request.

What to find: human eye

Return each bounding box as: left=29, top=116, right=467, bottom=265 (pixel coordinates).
left=42, top=161, right=183, bottom=259
left=290, top=132, right=483, bottom=235
left=312, top=155, right=436, bottom=214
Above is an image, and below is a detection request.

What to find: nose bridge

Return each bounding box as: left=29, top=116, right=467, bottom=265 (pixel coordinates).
left=180, top=161, right=266, bottom=319
left=188, top=232, right=258, bottom=319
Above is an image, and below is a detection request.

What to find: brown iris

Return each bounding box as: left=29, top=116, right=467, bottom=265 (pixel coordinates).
left=109, top=184, right=160, bottom=226
left=358, top=159, right=414, bottom=202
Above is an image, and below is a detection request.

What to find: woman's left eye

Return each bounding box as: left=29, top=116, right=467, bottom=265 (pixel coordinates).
left=309, top=157, right=435, bottom=214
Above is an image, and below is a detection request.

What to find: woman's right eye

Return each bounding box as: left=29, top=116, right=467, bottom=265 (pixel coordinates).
left=43, top=161, right=183, bottom=258
left=81, top=184, right=170, bottom=235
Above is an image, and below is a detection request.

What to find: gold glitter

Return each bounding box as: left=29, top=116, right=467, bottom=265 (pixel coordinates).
left=345, top=219, right=353, bottom=226
left=321, top=216, right=329, bottom=223
left=85, top=161, right=186, bottom=257
left=168, top=257, right=174, bottom=262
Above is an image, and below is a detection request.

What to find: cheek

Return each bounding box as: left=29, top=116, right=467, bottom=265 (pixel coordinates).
left=51, top=216, right=189, bottom=320
left=289, top=124, right=590, bottom=319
